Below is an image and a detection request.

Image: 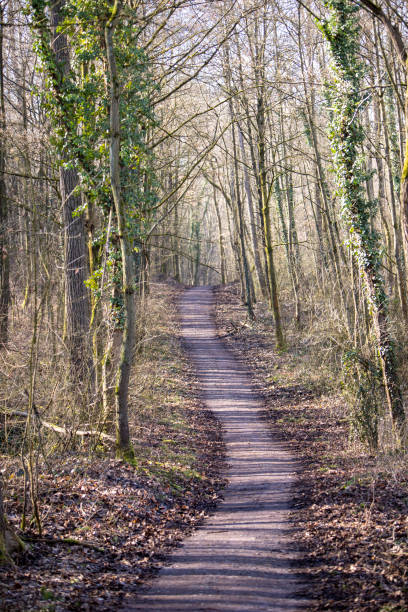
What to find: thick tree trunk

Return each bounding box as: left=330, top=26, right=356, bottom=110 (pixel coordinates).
left=60, top=168, right=91, bottom=372
left=51, top=0, right=91, bottom=377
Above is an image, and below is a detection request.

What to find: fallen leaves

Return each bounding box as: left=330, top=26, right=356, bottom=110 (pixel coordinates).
left=214, top=283, right=408, bottom=611
left=0, top=283, right=226, bottom=611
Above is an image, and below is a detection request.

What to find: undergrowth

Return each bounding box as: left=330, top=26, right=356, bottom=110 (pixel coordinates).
left=0, top=281, right=225, bottom=611
left=215, top=283, right=408, bottom=611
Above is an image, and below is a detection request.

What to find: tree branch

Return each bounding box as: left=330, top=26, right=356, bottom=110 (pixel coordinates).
left=355, top=0, right=407, bottom=64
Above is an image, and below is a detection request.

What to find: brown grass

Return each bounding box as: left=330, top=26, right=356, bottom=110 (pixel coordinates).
left=0, top=281, right=225, bottom=610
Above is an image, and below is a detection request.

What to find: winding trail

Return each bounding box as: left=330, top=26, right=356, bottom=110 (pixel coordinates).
left=125, top=287, right=308, bottom=611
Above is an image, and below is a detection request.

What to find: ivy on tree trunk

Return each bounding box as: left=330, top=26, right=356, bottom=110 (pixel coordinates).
left=105, top=0, right=135, bottom=460
left=319, top=0, right=405, bottom=448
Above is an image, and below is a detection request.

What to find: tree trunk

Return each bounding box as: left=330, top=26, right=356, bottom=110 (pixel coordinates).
left=373, top=26, right=408, bottom=325
left=0, top=476, right=26, bottom=564
left=278, top=112, right=302, bottom=327
left=322, top=0, right=405, bottom=447
left=173, top=201, right=181, bottom=283
left=237, top=122, right=267, bottom=298
left=257, top=95, right=284, bottom=347
left=51, top=0, right=91, bottom=378
left=382, top=97, right=408, bottom=323
left=192, top=220, right=201, bottom=286
left=356, top=3, right=408, bottom=330
left=105, top=2, right=134, bottom=460
left=0, top=7, right=9, bottom=347
left=222, top=40, right=254, bottom=318
left=212, top=180, right=226, bottom=285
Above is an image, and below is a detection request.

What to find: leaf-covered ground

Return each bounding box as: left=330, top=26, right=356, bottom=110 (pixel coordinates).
left=214, top=284, right=408, bottom=612
left=0, top=283, right=226, bottom=611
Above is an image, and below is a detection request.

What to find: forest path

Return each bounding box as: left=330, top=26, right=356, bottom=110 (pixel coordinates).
left=124, top=286, right=308, bottom=611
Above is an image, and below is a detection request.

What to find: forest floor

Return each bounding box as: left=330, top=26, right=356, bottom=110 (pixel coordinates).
left=0, top=283, right=226, bottom=611
left=214, top=283, right=408, bottom=612
left=3, top=281, right=408, bottom=611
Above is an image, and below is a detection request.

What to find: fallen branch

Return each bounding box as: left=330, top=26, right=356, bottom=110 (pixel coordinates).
left=2, top=408, right=116, bottom=444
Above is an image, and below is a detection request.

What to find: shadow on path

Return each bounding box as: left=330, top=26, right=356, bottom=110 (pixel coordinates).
left=123, top=287, right=310, bottom=611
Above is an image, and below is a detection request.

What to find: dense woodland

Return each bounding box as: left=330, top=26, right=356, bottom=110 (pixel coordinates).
left=1, top=0, right=408, bottom=608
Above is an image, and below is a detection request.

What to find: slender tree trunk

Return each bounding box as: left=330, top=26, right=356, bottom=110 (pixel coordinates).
left=192, top=221, right=201, bottom=286
left=278, top=112, right=302, bottom=327
left=257, top=94, right=284, bottom=346
left=0, top=7, right=8, bottom=347
left=105, top=2, right=134, bottom=459
left=303, top=88, right=352, bottom=328
left=375, top=154, right=394, bottom=293
left=400, top=79, right=408, bottom=279
left=224, top=193, right=240, bottom=281
left=373, top=27, right=408, bottom=324
left=232, top=130, right=254, bottom=319
left=311, top=170, right=328, bottom=285
left=322, top=0, right=405, bottom=447
left=237, top=122, right=267, bottom=297
left=357, top=3, right=408, bottom=309
left=298, top=30, right=350, bottom=303
left=173, top=203, right=181, bottom=283
left=302, top=169, right=321, bottom=295
left=275, top=173, right=301, bottom=326
left=212, top=180, right=226, bottom=285
left=381, top=96, right=408, bottom=323
left=223, top=40, right=254, bottom=318
left=235, top=27, right=269, bottom=300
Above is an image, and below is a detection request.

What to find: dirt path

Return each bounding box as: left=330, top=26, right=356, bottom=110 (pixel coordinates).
left=125, top=287, right=308, bottom=611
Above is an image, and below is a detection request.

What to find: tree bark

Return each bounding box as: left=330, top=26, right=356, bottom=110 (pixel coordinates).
left=173, top=198, right=181, bottom=283
left=51, top=0, right=91, bottom=378
left=357, top=1, right=408, bottom=310
left=237, top=122, right=267, bottom=297
left=322, top=0, right=405, bottom=447
left=222, top=39, right=254, bottom=319
left=212, top=178, right=226, bottom=285
left=257, top=96, right=284, bottom=347
left=105, top=1, right=134, bottom=459
left=373, top=24, right=408, bottom=325
left=0, top=476, right=26, bottom=564
left=0, top=6, right=9, bottom=347
left=278, top=112, right=302, bottom=327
